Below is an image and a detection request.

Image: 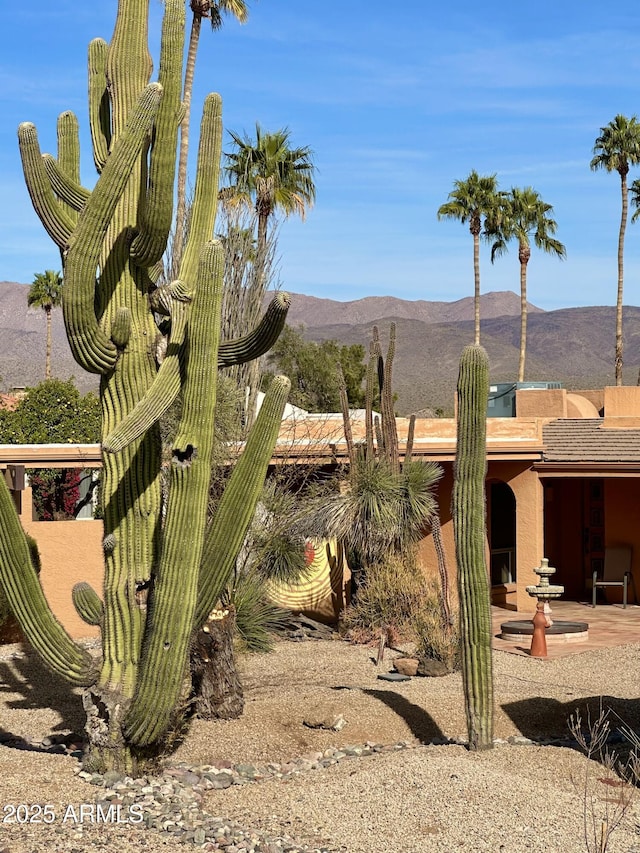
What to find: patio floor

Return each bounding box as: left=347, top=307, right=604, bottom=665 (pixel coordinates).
left=492, top=599, right=640, bottom=658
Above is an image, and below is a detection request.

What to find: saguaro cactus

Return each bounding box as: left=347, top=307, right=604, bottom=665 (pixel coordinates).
left=452, top=344, right=493, bottom=751
left=2, top=0, right=291, bottom=772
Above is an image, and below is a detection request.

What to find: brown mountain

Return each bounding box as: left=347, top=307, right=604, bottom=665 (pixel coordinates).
left=301, top=306, right=640, bottom=414
left=281, top=290, right=544, bottom=327
left=1, top=280, right=636, bottom=415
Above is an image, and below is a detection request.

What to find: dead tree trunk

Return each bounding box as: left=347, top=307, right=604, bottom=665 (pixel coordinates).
left=190, top=606, right=244, bottom=720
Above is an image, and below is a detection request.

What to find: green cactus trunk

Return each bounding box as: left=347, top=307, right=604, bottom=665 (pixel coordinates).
left=7, top=0, right=291, bottom=774
left=452, top=344, right=493, bottom=751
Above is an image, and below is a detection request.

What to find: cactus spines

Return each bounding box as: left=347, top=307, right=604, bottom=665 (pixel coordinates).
left=194, top=374, right=291, bottom=630
left=88, top=38, right=111, bottom=172
left=72, top=582, right=104, bottom=627
left=452, top=344, right=493, bottom=751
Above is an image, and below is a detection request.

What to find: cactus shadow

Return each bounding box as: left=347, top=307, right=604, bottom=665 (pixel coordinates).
left=362, top=688, right=445, bottom=743
left=0, top=645, right=85, bottom=747
left=501, top=694, right=640, bottom=746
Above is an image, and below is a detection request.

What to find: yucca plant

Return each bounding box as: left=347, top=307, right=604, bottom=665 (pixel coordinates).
left=303, top=324, right=444, bottom=640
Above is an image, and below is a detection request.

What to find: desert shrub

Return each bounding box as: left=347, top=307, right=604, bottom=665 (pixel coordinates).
left=224, top=570, right=289, bottom=654
left=412, top=576, right=460, bottom=672
left=341, top=553, right=429, bottom=642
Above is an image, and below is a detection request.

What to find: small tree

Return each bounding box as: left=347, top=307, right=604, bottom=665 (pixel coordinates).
left=265, top=324, right=368, bottom=412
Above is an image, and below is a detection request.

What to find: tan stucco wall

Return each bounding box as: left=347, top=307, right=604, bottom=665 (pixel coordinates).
left=417, top=459, right=545, bottom=614
left=515, top=389, right=567, bottom=418
left=566, top=394, right=600, bottom=418
left=18, top=487, right=103, bottom=639
left=603, top=386, right=640, bottom=424
left=487, top=461, right=544, bottom=612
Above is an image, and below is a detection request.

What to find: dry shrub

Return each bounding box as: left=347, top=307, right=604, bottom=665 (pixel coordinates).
left=341, top=553, right=427, bottom=643
left=412, top=575, right=460, bottom=673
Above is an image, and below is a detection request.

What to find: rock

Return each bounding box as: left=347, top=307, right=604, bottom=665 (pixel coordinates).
left=417, top=658, right=451, bottom=677
left=393, top=657, right=419, bottom=676
left=377, top=672, right=411, bottom=682
left=303, top=712, right=347, bottom=731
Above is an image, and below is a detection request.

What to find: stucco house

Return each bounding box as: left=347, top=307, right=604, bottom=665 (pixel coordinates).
left=2, top=385, right=640, bottom=638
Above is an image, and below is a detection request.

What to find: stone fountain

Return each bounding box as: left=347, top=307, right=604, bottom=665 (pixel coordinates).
left=525, top=558, right=564, bottom=657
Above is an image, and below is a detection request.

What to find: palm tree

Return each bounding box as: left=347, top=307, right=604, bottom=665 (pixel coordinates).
left=27, top=270, right=63, bottom=380
left=488, top=188, right=566, bottom=382
left=222, top=125, right=315, bottom=427
left=437, top=171, right=500, bottom=345
left=172, top=0, right=249, bottom=278
left=223, top=123, right=316, bottom=289
left=590, top=115, right=640, bottom=385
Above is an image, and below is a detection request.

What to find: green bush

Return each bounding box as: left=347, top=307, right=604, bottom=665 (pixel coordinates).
left=0, top=379, right=100, bottom=445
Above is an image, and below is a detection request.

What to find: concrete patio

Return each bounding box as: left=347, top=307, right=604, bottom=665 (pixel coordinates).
left=492, top=599, right=640, bottom=658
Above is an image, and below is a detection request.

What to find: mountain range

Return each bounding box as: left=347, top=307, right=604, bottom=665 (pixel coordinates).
left=1, top=280, right=637, bottom=414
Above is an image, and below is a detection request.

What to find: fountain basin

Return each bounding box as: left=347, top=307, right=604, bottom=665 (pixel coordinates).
left=500, top=619, right=589, bottom=644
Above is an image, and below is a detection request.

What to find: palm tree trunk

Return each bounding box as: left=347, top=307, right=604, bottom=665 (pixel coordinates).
left=473, top=232, right=480, bottom=345
left=45, top=307, right=52, bottom=380
left=616, top=173, right=628, bottom=386
left=172, top=13, right=202, bottom=280
left=518, top=245, right=530, bottom=383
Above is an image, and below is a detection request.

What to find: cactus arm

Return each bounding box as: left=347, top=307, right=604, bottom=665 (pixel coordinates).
left=364, top=335, right=380, bottom=459
left=88, top=38, right=111, bottom=172
left=102, top=94, right=222, bottom=451
left=338, top=364, right=356, bottom=467
left=102, top=292, right=189, bottom=453
left=0, top=476, right=96, bottom=686
left=452, top=344, right=493, bottom=751
left=405, top=414, right=415, bottom=464
left=63, top=83, right=162, bottom=376
left=178, top=93, right=222, bottom=281
left=72, top=582, right=104, bottom=627
left=381, top=322, right=400, bottom=473
left=43, top=154, right=91, bottom=213
left=56, top=111, right=81, bottom=226
left=124, top=242, right=223, bottom=746
left=217, top=291, right=291, bottom=368
left=130, top=0, right=185, bottom=267
left=18, top=123, right=75, bottom=249
left=193, top=374, right=290, bottom=629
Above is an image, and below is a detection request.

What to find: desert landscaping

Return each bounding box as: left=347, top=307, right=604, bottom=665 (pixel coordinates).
left=2, top=633, right=640, bottom=853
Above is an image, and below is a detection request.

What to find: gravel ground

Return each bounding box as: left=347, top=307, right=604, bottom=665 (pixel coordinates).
left=1, top=637, right=640, bottom=852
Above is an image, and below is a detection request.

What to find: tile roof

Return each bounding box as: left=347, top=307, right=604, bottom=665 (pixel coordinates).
left=542, top=419, right=640, bottom=463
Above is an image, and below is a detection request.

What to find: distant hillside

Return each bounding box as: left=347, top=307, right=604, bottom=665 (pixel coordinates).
left=279, top=290, right=544, bottom=328
left=303, top=306, right=640, bottom=414
left=0, top=281, right=97, bottom=394
left=1, top=280, right=638, bottom=414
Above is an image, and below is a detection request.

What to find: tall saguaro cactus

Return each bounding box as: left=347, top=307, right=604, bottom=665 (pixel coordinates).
left=2, top=0, right=291, bottom=772
left=452, top=344, right=493, bottom=751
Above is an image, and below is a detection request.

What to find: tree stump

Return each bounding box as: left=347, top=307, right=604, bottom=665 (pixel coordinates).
left=190, top=606, right=244, bottom=720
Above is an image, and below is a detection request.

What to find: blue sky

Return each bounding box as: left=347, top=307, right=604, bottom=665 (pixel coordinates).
left=2, top=0, right=640, bottom=310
